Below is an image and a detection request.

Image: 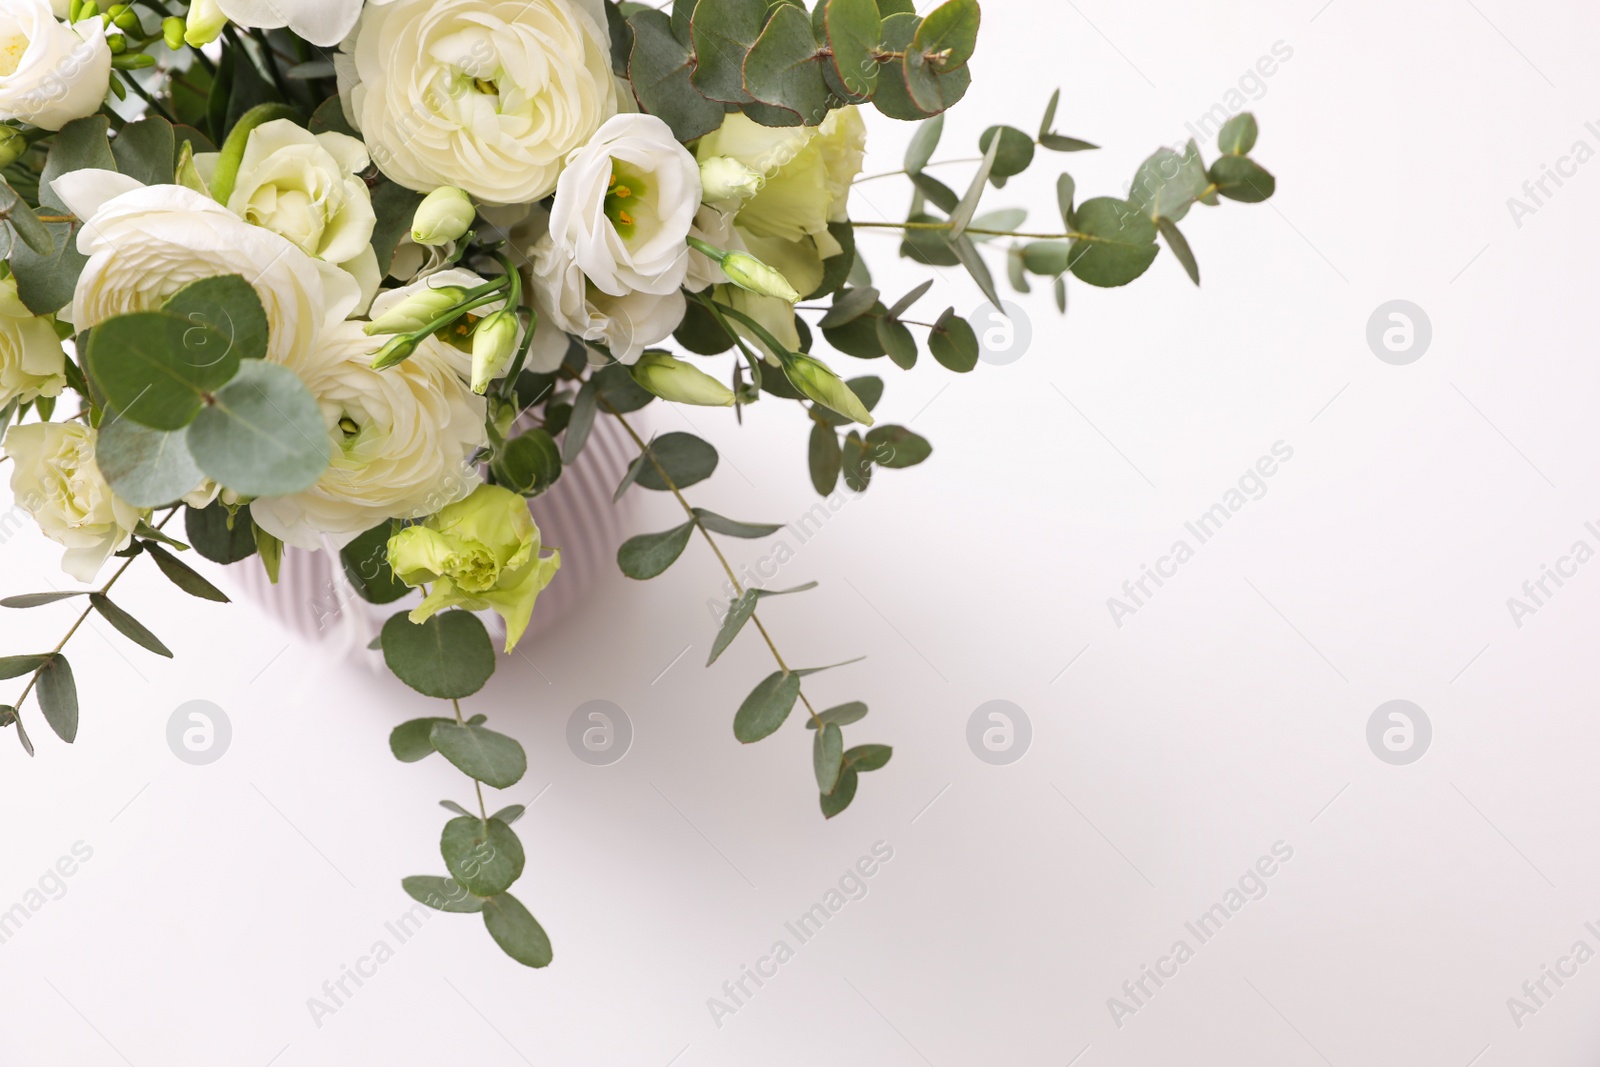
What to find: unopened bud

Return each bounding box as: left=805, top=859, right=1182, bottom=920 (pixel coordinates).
left=364, top=285, right=467, bottom=335
left=0, top=128, right=27, bottom=170
left=784, top=353, right=873, bottom=426
left=370, top=334, right=418, bottom=370
left=630, top=351, right=735, bottom=407
left=183, top=0, right=225, bottom=48
left=470, top=310, right=519, bottom=394
left=162, top=15, right=184, bottom=48
left=698, top=156, right=763, bottom=203
left=721, top=252, right=801, bottom=303
left=411, top=186, right=475, bottom=246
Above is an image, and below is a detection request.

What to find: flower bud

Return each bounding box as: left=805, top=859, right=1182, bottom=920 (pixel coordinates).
left=470, top=310, right=519, bottom=394
left=0, top=128, right=27, bottom=170
left=162, top=15, right=184, bottom=49
left=183, top=0, right=226, bottom=47
left=112, top=6, right=140, bottom=31
left=370, top=334, right=418, bottom=370
left=411, top=186, right=476, bottom=246
left=698, top=156, right=763, bottom=203
left=784, top=353, right=874, bottom=426
left=630, top=351, right=735, bottom=407
left=721, top=252, right=801, bottom=303
left=363, top=285, right=467, bottom=335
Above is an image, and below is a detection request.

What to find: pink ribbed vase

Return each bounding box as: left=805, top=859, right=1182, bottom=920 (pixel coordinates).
left=228, top=415, right=638, bottom=652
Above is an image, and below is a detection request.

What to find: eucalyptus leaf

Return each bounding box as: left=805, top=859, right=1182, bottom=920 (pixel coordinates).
left=339, top=523, right=409, bottom=605
left=820, top=766, right=858, bottom=818
left=885, top=279, right=934, bottom=321
left=1209, top=155, right=1276, bottom=202
left=36, top=655, right=76, bottom=743
left=1217, top=112, right=1258, bottom=155
left=187, top=359, right=330, bottom=496
left=629, top=9, right=727, bottom=141
left=693, top=509, right=782, bottom=538
left=864, top=425, right=932, bottom=468
left=402, top=875, right=485, bottom=914
left=381, top=610, right=496, bottom=700
left=186, top=501, right=257, bottom=564
left=814, top=721, right=844, bottom=793
left=818, top=286, right=879, bottom=330
left=1067, top=198, right=1160, bottom=288
left=844, top=743, right=893, bottom=771
left=482, top=892, right=553, bottom=968
left=823, top=0, right=882, bottom=98
left=1157, top=216, right=1200, bottom=286
left=689, top=0, right=765, bottom=104
left=441, top=816, right=525, bottom=897
left=95, top=413, right=205, bottom=508
left=617, top=521, right=695, bottom=580
left=809, top=421, right=841, bottom=495
left=145, top=544, right=229, bottom=603
left=430, top=721, right=527, bottom=789
left=733, top=670, right=802, bottom=743
left=743, top=2, right=829, bottom=126
left=1, top=592, right=85, bottom=608
left=0, top=655, right=47, bottom=679
left=90, top=594, right=173, bottom=657
left=929, top=308, right=978, bottom=372
left=978, top=125, right=1035, bottom=185
left=904, top=113, right=943, bottom=175
left=390, top=717, right=452, bottom=762
left=804, top=700, right=869, bottom=729
left=634, top=432, right=718, bottom=491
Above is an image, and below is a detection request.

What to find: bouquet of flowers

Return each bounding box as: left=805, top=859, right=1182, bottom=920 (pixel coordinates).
left=0, top=0, right=1276, bottom=967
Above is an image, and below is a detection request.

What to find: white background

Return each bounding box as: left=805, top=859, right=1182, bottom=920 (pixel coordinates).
left=4, top=0, right=1600, bottom=1063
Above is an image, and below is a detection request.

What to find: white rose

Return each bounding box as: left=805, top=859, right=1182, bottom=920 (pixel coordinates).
left=529, top=238, right=684, bottom=365
left=49, top=171, right=360, bottom=360
left=337, top=0, right=617, bottom=205
left=547, top=113, right=700, bottom=298
left=196, top=119, right=380, bottom=314
left=0, top=0, right=111, bottom=132
left=249, top=320, right=487, bottom=550
left=4, top=421, right=141, bottom=582
left=0, top=273, right=65, bottom=404
left=213, top=0, right=395, bottom=47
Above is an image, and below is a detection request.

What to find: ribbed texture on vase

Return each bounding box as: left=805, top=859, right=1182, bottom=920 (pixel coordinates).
left=227, top=414, right=638, bottom=652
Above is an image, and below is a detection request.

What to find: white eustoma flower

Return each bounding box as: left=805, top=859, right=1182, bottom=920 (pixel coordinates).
left=0, top=0, right=111, bottom=132
left=547, top=113, right=700, bottom=298
left=195, top=119, right=380, bottom=314
left=3, top=422, right=141, bottom=582
left=337, top=0, right=617, bottom=206
left=0, top=273, right=65, bottom=405
left=49, top=171, right=360, bottom=360
left=213, top=0, right=395, bottom=49
left=528, top=240, right=683, bottom=365
left=250, top=320, right=487, bottom=550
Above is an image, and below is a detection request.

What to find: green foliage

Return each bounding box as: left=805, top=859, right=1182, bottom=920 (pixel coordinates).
left=381, top=610, right=497, bottom=700
left=707, top=582, right=817, bottom=665
left=1067, top=198, right=1160, bottom=288
left=733, top=670, right=802, bottom=742
left=90, top=594, right=172, bottom=657
left=390, top=716, right=453, bottom=762
left=493, top=429, right=563, bottom=496
left=36, top=655, right=76, bottom=743
left=430, top=721, right=527, bottom=788
left=633, top=432, right=718, bottom=490
left=340, top=524, right=410, bottom=605
left=187, top=360, right=329, bottom=497
left=402, top=875, right=485, bottom=913
left=805, top=701, right=869, bottom=728
left=186, top=502, right=257, bottom=564
left=145, top=544, right=230, bottom=603
left=814, top=721, right=844, bottom=793
left=95, top=415, right=206, bottom=508
left=617, top=520, right=695, bottom=579
left=482, top=893, right=553, bottom=968
left=441, top=816, right=525, bottom=896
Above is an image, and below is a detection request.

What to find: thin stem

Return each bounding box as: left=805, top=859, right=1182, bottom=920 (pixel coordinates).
left=598, top=396, right=823, bottom=728
left=451, top=697, right=489, bottom=821
left=119, top=70, right=177, bottom=124
left=853, top=219, right=1088, bottom=241
left=853, top=156, right=985, bottom=184
left=13, top=507, right=177, bottom=712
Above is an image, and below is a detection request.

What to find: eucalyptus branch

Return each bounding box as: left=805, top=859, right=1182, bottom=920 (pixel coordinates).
left=450, top=696, right=489, bottom=822
left=597, top=395, right=825, bottom=730
left=11, top=507, right=177, bottom=724
left=854, top=218, right=1089, bottom=242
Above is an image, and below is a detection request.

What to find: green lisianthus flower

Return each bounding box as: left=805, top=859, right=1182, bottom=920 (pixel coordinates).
left=387, top=485, right=560, bottom=652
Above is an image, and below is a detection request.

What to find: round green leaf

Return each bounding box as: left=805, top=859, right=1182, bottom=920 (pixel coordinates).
left=733, top=670, right=802, bottom=743
left=824, top=0, right=882, bottom=98
left=494, top=429, right=563, bottom=496
left=402, top=874, right=485, bottom=914
left=864, top=425, right=932, bottom=468
left=1208, top=155, right=1276, bottom=203
left=429, top=721, right=527, bottom=788
left=844, top=743, right=893, bottom=771
left=87, top=311, right=240, bottom=431
left=340, top=523, right=410, bottom=605
left=930, top=308, right=978, bottom=372
left=634, top=432, right=718, bottom=491
left=187, top=359, right=330, bottom=496
left=1068, top=197, right=1160, bottom=289
left=440, top=816, right=525, bottom=897
left=978, top=126, right=1036, bottom=182
left=821, top=766, right=858, bottom=818
left=381, top=610, right=496, bottom=700
left=389, top=716, right=452, bottom=762
left=482, top=892, right=553, bottom=968
left=618, top=520, right=695, bottom=580
left=185, top=501, right=257, bottom=564
left=95, top=413, right=205, bottom=508
left=162, top=275, right=269, bottom=364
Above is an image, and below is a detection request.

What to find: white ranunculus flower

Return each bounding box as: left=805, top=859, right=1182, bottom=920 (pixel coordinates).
left=529, top=237, right=684, bottom=365
left=0, top=0, right=111, bottom=132
left=4, top=421, right=141, bottom=582
left=214, top=0, right=395, bottom=48
left=0, top=273, right=65, bottom=405
left=250, top=320, right=487, bottom=550
left=196, top=119, right=380, bottom=314
left=547, top=113, right=700, bottom=297
left=337, top=0, right=617, bottom=205
left=49, top=171, right=360, bottom=359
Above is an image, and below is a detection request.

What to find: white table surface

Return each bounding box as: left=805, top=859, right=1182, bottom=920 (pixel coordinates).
left=5, top=1, right=1600, bottom=1063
